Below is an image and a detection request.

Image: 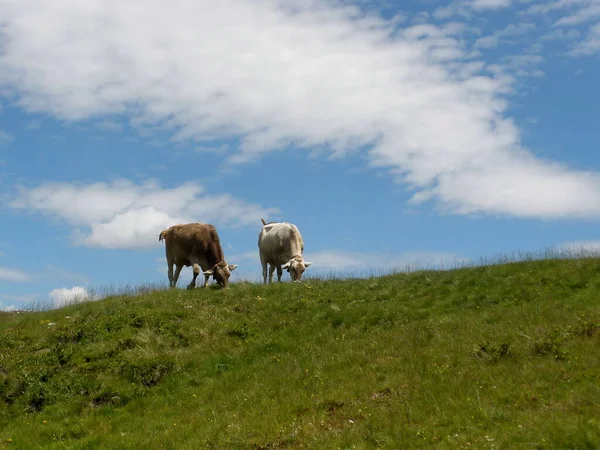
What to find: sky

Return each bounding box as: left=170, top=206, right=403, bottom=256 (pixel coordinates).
left=1, top=0, right=600, bottom=310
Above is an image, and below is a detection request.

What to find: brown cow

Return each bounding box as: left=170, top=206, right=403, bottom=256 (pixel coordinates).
left=158, top=223, right=238, bottom=289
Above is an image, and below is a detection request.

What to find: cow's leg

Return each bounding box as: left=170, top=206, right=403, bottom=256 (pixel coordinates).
left=166, top=252, right=176, bottom=287
left=202, top=270, right=211, bottom=288
left=276, top=265, right=283, bottom=282
left=172, top=264, right=183, bottom=288
left=188, top=263, right=200, bottom=290
left=167, top=262, right=174, bottom=288
left=261, top=257, right=268, bottom=284
left=195, top=259, right=212, bottom=288
left=268, top=264, right=276, bottom=284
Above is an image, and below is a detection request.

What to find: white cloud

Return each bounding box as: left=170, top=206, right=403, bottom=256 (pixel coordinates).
left=0, top=130, right=14, bottom=145
left=1, top=1, right=600, bottom=218
left=475, top=23, right=537, bottom=48
left=0, top=266, right=30, bottom=282
left=524, top=0, right=600, bottom=55
left=570, top=23, right=600, bottom=56
left=539, top=28, right=581, bottom=42
left=469, top=0, right=513, bottom=10
left=49, top=286, right=95, bottom=308
left=10, top=179, right=279, bottom=249
left=555, top=240, right=600, bottom=255
left=434, top=0, right=511, bottom=18
left=554, top=2, right=600, bottom=26
left=525, top=0, right=585, bottom=16
left=498, top=51, right=545, bottom=78
left=81, top=207, right=185, bottom=249
left=474, top=35, right=501, bottom=49
left=96, top=120, right=124, bottom=132
left=432, top=3, right=465, bottom=20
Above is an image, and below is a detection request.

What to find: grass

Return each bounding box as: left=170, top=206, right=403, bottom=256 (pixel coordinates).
left=1, top=256, right=600, bottom=449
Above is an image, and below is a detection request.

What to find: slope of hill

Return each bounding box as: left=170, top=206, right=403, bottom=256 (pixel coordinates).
left=1, top=258, right=600, bottom=449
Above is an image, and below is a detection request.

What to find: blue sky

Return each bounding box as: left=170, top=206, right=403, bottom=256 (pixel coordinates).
left=1, top=0, right=600, bottom=309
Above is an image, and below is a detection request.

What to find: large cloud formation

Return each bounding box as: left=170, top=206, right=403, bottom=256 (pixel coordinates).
left=1, top=0, right=600, bottom=219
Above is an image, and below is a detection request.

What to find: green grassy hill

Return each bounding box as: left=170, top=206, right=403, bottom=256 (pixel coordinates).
left=1, top=258, right=600, bottom=449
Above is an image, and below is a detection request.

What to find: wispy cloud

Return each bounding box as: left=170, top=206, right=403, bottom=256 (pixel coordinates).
left=96, top=120, right=124, bottom=132
left=0, top=266, right=30, bottom=282
left=539, top=28, right=581, bottom=42
left=25, top=119, right=41, bottom=129
left=10, top=179, right=279, bottom=249
left=42, top=265, right=90, bottom=285
left=0, top=293, right=39, bottom=310
left=0, top=293, right=38, bottom=302
left=469, top=0, right=513, bottom=11
left=554, top=2, right=600, bottom=27
left=524, top=0, right=591, bottom=16
left=1, top=1, right=600, bottom=218
left=434, top=0, right=512, bottom=19
left=498, top=51, right=545, bottom=78
left=570, top=23, right=600, bottom=56
left=228, top=251, right=258, bottom=263
left=0, top=250, right=87, bottom=284
left=304, top=249, right=468, bottom=274
left=475, top=22, right=537, bottom=48
left=555, top=240, right=600, bottom=255
left=0, top=130, right=14, bottom=145
left=229, top=248, right=467, bottom=278
left=524, top=0, right=600, bottom=56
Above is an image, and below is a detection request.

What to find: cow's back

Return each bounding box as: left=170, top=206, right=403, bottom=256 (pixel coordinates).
left=165, top=223, right=224, bottom=266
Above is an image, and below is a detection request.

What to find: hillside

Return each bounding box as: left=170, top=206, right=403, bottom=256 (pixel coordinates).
left=1, top=258, right=600, bottom=449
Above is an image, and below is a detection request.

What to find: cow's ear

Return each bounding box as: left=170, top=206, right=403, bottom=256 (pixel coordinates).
left=282, top=261, right=291, bottom=270
left=203, top=270, right=213, bottom=276
left=228, top=264, right=238, bottom=271
left=304, top=261, right=312, bottom=268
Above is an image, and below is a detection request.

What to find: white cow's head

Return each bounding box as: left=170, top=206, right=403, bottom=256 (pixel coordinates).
left=282, top=257, right=312, bottom=282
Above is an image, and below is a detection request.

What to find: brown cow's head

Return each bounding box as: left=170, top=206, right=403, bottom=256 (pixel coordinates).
left=203, top=261, right=238, bottom=287
left=282, top=257, right=312, bottom=282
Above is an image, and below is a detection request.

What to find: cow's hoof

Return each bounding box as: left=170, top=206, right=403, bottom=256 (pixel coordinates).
left=187, top=285, right=195, bottom=290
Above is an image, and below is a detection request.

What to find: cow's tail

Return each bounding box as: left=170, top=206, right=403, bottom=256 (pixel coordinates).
left=158, top=229, right=168, bottom=242
left=261, top=218, right=267, bottom=226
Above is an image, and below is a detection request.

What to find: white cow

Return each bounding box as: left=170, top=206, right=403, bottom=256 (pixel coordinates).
left=258, top=219, right=313, bottom=283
